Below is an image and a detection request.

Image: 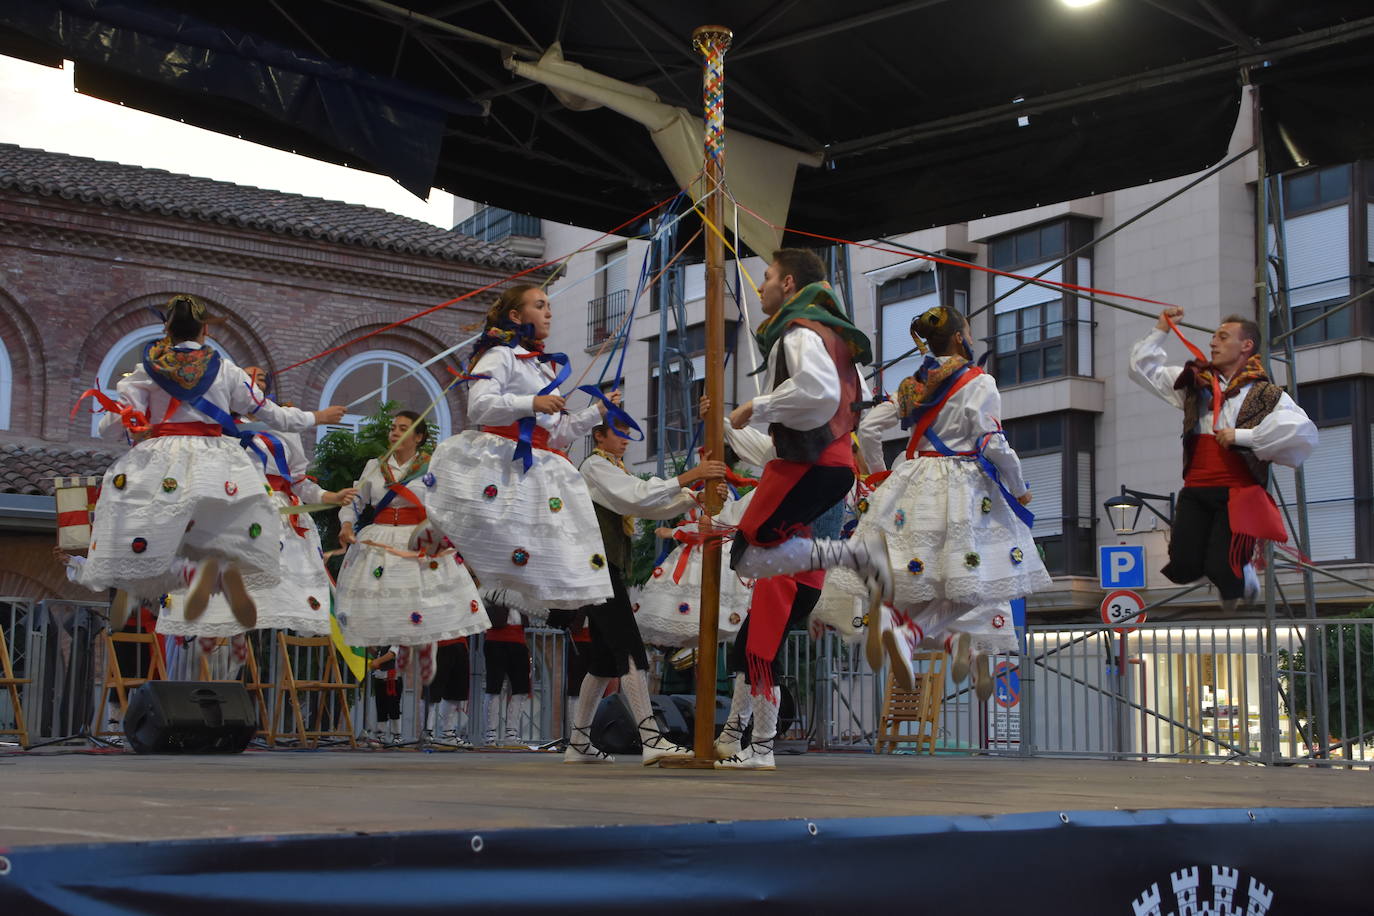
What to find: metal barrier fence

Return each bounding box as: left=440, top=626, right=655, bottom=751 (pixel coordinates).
left=6, top=594, right=1370, bottom=767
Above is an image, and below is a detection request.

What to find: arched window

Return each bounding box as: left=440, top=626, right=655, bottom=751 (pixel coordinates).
left=318, top=350, right=452, bottom=441
left=89, top=325, right=241, bottom=437
left=0, top=333, right=12, bottom=431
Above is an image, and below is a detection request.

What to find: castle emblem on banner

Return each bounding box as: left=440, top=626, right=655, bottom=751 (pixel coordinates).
left=1131, top=866, right=1273, bottom=915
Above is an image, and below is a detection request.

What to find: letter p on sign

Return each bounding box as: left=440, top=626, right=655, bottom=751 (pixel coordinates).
left=1099, top=545, right=1146, bottom=589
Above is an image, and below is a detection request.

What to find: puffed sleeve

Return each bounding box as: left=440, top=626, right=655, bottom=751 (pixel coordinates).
left=1127, top=328, right=1185, bottom=410
left=548, top=402, right=604, bottom=450
left=467, top=348, right=537, bottom=426
left=725, top=423, right=777, bottom=470
left=581, top=455, right=699, bottom=520
left=347, top=459, right=379, bottom=526
left=750, top=327, right=841, bottom=430
left=858, top=399, right=898, bottom=473
left=97, top=367, right=153, bottom=440
left=1231, top=392, right=1318, bottom=468
left=223, top=363, right=316, bottom=433
left=963, top=377, right=1028, bottom=498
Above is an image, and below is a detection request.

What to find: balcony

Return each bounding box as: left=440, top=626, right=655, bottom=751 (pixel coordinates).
left=587, top=289, right=629, bottom=349
left=453, top=207, right=544, bottom=258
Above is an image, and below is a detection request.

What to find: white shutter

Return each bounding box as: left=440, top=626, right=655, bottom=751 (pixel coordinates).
left=684, top=263, right=706, bottom=303
left=1280, top=206, right=1350, bottom=307
left=880, top=291, right=939, bottom=387
left=993, top=261, right=1061, bottom=314
left=1271, top=424, right=1354, bottom=562
left=1021, top=453, right=1063, bottom=537
left=604, top=246, right=627, bottom=296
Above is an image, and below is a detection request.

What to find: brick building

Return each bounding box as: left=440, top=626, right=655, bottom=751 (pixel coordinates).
left=0, top=143, right=535, bottom=600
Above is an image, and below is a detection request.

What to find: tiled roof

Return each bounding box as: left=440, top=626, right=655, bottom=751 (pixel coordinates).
left=0, top=444, right=119, bottom=495
left=0, top=143, right=530, bottom=270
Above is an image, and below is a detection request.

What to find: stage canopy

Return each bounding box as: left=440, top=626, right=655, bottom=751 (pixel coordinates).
left=2, top=0, right=1372, bottom=247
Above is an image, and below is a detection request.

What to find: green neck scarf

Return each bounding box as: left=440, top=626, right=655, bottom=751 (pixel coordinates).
left=754, top=281, right=872, bottom=367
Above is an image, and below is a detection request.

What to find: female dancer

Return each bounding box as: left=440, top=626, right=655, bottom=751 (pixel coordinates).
left=337, top=411, right=490, bottom=682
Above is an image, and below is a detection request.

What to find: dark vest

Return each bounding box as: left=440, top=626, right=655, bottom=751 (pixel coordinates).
left=768, top=319, right=862, bottom=463
left=593, top=502, right=632, bottom=573
left=1181, top=380, right=1283, bottom=486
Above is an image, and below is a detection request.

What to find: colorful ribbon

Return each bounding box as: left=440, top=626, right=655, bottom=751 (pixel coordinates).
left=70, top=385, right=150, bottom=435
left=923, top=426, right=1035, bottom=530
left=512, top=351, right=570, bottom=472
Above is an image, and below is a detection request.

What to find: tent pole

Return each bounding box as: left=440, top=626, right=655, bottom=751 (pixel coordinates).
left=662, top=24, right=733, bottom=769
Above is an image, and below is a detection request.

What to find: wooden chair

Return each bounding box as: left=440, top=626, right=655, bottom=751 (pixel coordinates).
left=0, top=623, right=30, bottom=748
left=876, top=651, right=947, bottom=755
left=96, top=630, right=167, bottom=739
left=271, top=632, right=357, bottom=748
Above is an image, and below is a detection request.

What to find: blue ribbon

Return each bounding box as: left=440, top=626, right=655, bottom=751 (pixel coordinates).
left=251, top=430, right=294, bottom=481
left=577, top=385, right=644, bottom=442
left=922, top=427, right=1035, bottom=529
left=512, top=351, right=570, bottom=473
left=370, top=460, right=431, bottom=519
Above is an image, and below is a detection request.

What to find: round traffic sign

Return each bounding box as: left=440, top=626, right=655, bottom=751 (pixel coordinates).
left=993, top=661, right=1020, bottom=708
left=1100, top=589, right=1146, bottom=634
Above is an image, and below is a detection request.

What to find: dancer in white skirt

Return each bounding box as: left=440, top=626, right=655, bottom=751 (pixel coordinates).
left=637, top=490, right=754, bottom=648
left=427, top=285, right=615, bottom=610
left=80, top=295, right=346, bottom=626
left=157, top=367, right=357, bottom=641
left=337, top=410, right=491, bottom=683
left=841, top=305, right=1051, bottom=688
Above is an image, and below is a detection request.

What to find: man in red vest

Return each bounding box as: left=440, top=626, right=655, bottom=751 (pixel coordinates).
left=716, top=248, right=889, bottom=769
left=1130, top=307, right=1316, bottom=612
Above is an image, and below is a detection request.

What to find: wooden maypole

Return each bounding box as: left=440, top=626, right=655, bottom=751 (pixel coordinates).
left=662, top=23, right=732, bottom=769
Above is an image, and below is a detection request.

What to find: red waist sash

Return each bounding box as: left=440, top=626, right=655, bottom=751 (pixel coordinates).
left=1185, top=435, right=1256, bottom=488
left=374, top=505, right=427, bottom=526
left=481, top=424, right=569, bottom=461
left=917, top=449, right=975, bottom=458
left=149, top=422, right=222, bottom=438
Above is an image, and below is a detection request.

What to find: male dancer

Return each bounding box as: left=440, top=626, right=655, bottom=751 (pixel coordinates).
left=1129, top=307, right=1316, bottom=611
left=715, top=248, right=888, bottom=770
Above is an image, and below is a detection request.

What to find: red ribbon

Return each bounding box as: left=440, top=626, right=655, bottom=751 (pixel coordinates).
left=71, top=386, right=150, bottom=434
left=1164, top=315, right=1224, bottom=429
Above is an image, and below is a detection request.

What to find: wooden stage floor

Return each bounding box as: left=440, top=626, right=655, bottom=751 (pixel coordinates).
left=3, top=748, right=1371, bottom=849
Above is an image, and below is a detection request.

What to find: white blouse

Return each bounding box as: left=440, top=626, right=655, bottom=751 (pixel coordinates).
left=248, top=429, right=324, bottom=504
left=580, top=454, right=700, bottom=521
left=467, top=345, right=603, bottom=449
left=348, top=454, right=432, bottom=526
left=99, top=342, right=314, bottom=440
left=1128, top=328, right=1317, bottom=468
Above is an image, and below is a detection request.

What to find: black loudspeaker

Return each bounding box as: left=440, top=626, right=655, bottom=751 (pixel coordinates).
left=588, top=694, right=692, bottom=754
left=123, top=681, right=258, bottom=754
left=668, top=685, right=797, bottom=746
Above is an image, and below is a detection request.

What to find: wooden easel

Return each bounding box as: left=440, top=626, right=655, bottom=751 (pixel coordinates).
left=271, top=632, right=357, bottom=748
left=96, top=630, right=167, bottom=739
left=0, top=623, right=30, bottom=747
left=876, top=651, right=947, bottom=755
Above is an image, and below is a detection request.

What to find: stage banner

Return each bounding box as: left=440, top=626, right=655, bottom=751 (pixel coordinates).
left=1, top=807, right=1371, bottom=912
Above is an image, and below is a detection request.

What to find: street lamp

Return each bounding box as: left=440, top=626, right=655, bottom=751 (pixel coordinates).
left=1103, top=485, right=1174, bottom=535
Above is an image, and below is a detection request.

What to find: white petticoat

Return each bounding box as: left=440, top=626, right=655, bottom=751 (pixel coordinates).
left=635, top=543, right=752, bottom=647
left=82, top=436, right=281, bottom=599
left=838, top=456, right=1051, bottom=613
left=426, top=430, right=613, bottom=609
left=335, top=521, right=490, bottom=646
left=157, top=490, right=333, bottom=637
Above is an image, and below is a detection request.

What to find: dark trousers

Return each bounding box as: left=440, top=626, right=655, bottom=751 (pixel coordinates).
left=424, top=641, right=470, bottom=703
left=373, top=679, right=402, bottom=722
left=576, top=564, right=650, bottom=678
left=730, top=462, right=855, bottom=568
left=1162, top=487, right=1246, bottom=600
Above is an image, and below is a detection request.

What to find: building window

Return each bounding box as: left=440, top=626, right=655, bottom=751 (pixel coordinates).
left=0, top=333, right=11, bottom=431
left=1273, top=163, right=1361, bottom=347
left=318, top=350, right=452, bottom=442
left=1271, top=379, right=1366, bottom=562
left=874, top=261, right=972, bottom=392
left=1003, top=411, right=1096, bottom=577
left=645, top=322, right=737, bottom=460
left=988, top=219, right=1095, bottom=387
left=588, top=245, right=630, bottom=348
left=90, top=325, right=243, bottom=437
left=453, top=206, right=542, bottom=244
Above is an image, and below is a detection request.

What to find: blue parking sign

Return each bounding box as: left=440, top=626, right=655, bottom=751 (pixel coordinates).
left=1099, top=545, right=1146, bottom=589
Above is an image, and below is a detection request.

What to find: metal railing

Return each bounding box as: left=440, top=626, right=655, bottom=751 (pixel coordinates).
left=586, top=288, right=629, bottom=349
left=6, top=593, right=1370, bottom=767
left=453, top=206, right=542, bottom=243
